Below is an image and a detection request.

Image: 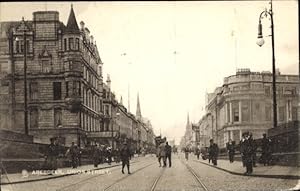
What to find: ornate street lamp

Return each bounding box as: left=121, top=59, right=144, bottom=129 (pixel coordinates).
left=256, top=0, right=277, bottom=128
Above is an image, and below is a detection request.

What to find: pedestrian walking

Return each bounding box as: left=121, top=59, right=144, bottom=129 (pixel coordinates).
left=249, top=133, right=257, bottom=167
left=184, top=146, right=189, bottom=161
left=195, top=145, right=201, bottom=160
left=65, top=142, right=79, bottom=168
left=156, top=143, right=162, bottom=167
left=92, top=144, right=101, bottom=167
left=106, top=146, right=112, bottom=165
left=44, top=138, right=59, bottom=171
left=209, top=139, right=219, bottom=166
left=159, top=141, right=167, bottom=167
left=261, top=133, right=272, bottom=166
left=240, top=134, right=247, bottom=167
left=226, top=139, right=235, bottom=163
left=241, top=132, right=254, bottom=175
left=120, top=142, right=131, bottom=174
left=165, top=142, right=172, bottom=167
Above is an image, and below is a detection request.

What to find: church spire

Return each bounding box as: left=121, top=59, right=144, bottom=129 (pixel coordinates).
left=65, top=4, right=80, bottom=34
left=136, top=93, right=142, bottom=120
left=187, top=112, right=190, bottom=127
left=120, top=96, right=123, bottom=105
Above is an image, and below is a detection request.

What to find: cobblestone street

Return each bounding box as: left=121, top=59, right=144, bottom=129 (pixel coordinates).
left=2, top=155, right=298, bottom=191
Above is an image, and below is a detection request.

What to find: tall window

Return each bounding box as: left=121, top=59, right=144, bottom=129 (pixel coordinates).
left=66, top=81, right=69, bottom=97
left=105, top=105, right=109, bottom=115
left=265, top=105, right=271, bottom=121
left=30, top=108, right=38, bottom=129
left=292, top=107, right=298, bottom=121
left=54, top=108, right=62, bottom=128
left=232, top=101, right=239, bottom=122
left=242, top=101, right=250, bottom=122
left=279, top=106, right=285, bottom=122
left=53, top=82, right=62, bottom=100
left=16, top=40, right=20, bottom=53
left=20, top=40, right=24, bottom=53
left=29, top=82, right=38, bottom=100
left=75, top=38, right=79, bottom=50
left=72, top=81, right=81, bottom=96
left=227, top=103, right=230, bottom=123
left=287, top=100, right=292, bottom=120
left=265, top=86, right=271, bottom=95
left=100, top=121, right=104, bottom=132
left=69, top=38, right=74, bottom=50
left=64, top=38, right=67, bottom=51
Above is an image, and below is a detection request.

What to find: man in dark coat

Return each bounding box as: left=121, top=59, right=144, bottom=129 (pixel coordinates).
left=261, top=133, right=272, bottom=166
left=195, top=145, right=201, bottom=160
left=184, top=146, right=189, bottom=161
left=66, top=142, right=79, bottom=168
left=45, top=138, right=59, bottom=171
left=120, top=142, right=131, bottom=174
left=226, top=139, right=235, bottom=163
left=249, top=133, right=257, bottom=167
left=241, top=132, right=254, bottom=175
left=92, top=144, right=101, bottom=167
left=209, top=139, right=219, bottom=166
left=165, top=142, right=172, bottom=167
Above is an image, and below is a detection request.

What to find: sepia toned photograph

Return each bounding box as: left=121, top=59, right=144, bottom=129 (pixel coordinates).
left=0, top=1, right=299, bottom=191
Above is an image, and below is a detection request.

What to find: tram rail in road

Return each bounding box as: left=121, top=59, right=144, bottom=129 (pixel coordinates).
left=103, top=162, right=157, bottom=191
left=180, top=158, right=209, bottom=191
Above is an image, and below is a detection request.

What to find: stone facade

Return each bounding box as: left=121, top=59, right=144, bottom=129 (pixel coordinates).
left=0, top=7, right=156, bottom=149
left=195, top=68, right=299, bottom=149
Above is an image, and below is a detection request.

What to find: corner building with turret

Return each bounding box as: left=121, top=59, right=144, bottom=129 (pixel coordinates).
left=0, top=6, right=105, bottom=146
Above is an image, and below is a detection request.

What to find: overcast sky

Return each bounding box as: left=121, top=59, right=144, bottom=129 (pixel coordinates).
left=0, top=1, right=298, bottom=144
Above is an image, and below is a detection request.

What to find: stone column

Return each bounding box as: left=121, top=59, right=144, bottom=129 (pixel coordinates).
left=239, top=101, right=242, bottom=122
left=229, top=102, right=232, bottom=123
left=225, top=103, right=228, bottom=123
left=230, top=130, right=233, bottom=140
left=286, top=101, right=289, bottom=122
left=239, top=130, right=243, bottom=140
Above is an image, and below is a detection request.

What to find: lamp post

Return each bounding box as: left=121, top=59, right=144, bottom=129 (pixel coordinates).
left=256, top=0, right=277, bottom=128
left=16, top=17, right=29, bottom=135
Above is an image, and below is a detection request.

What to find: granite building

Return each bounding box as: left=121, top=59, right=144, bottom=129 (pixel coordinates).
left=0, top=7, right=104, bottom=146
left=195, top=68, right=299, bottom=148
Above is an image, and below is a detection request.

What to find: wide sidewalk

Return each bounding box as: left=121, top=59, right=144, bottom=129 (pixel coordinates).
left=0, top=156, right=144, bottom=185
left=191, top=155, right=300, bottom=179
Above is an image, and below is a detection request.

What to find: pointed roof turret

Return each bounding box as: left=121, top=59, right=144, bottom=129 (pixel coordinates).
left=136, top=93, right=142, bottom=120
left=65, top=4, right=80, bottom=34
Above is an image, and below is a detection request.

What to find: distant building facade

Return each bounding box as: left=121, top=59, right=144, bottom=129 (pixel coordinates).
left=194, top=69, right=299, bottom=148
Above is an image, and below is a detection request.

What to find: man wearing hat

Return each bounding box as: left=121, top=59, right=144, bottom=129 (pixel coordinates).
left=209, top=139, right=219, bottom=166
left=120, top=142, right=131, bottom=174
left=241, top=132, right=254, bottom=175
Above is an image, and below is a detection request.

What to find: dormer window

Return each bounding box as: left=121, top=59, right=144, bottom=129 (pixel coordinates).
left=39, top=46, right=52, bottom=73
left=42, top=60, right=51, bottom=73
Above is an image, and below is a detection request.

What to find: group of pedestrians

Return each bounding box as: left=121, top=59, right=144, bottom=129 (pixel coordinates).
left=239, top=132, right=272, bottom=175
left=157, top=141, right=172, bottom=167
left=92, top=144, right=116, bottom=167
